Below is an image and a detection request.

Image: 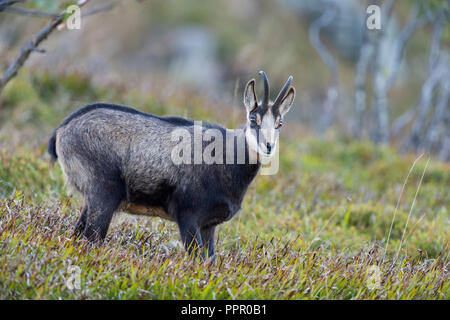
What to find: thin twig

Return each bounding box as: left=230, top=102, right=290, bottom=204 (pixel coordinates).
left=3, top=6, right=58, bottom=18
left=0, top=0, right=24, bottom=11
left=384, top=6, right=430, bottom=90
left=82, top=1, right=117, bottom=18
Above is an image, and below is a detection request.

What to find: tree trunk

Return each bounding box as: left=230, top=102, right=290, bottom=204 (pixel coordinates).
left=423, top=69, right=449, bottom=154
left=353, top=36, right=374, bottom=139
left=308, top=6, right=339, bottom=133
left=406, top=19, right=445, bottom=152
left=369, top=0, right=424, bottom=144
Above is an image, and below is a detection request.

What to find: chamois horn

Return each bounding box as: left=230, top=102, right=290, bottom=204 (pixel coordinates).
left=273, top=76, right=293, bottom=108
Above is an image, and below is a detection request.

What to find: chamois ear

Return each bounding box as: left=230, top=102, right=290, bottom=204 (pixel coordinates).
left=278, top=87, right=295, bottom=116
left=243, top=79, right=258, bottom=114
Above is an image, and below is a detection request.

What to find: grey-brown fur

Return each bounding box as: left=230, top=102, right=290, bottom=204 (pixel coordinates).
left=48, top=72, right=295, bottom=259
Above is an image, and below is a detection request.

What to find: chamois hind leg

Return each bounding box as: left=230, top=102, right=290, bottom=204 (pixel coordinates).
left=73, top=204, right=87, bottom=239
left=200, top=225, right=216, bottom=259
left=83, top=180, right=124, bottom=243
left=177, top=218, right=203, bottom=258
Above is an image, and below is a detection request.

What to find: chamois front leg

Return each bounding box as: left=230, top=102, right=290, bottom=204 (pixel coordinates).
left=73, top=204, right=87, bottom=239
left=200, top=225, right=216, bottom=260
left=177, top=218, right=203, bottom=258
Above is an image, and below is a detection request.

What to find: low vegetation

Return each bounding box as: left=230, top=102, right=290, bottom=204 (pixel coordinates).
left=0, top=72, right=448, bottom=299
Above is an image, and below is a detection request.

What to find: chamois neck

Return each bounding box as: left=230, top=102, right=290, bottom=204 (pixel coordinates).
left=241, top=124, right=259, bottom=165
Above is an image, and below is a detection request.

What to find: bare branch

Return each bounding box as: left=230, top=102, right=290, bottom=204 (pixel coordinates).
left=2, top=0, right=119, bottom=19
left=0, top=0, right=24, bottom=11
left=3, top=6, right=58, bottom=18
left=0, top=1, right=91, bottom=94
left=384, top=7, right=429, bottom=90
left=423, top=69, right=450, bottom=153
left=0, top=19, right=64, bottom=93
left=82, top=1, right=117, bottom=18
left=309, top=8, right=338, bottom=81
left=0, top=0, right=125, bottom=94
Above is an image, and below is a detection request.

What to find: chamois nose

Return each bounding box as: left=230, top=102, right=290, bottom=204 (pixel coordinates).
left=266, top=143, right=272, bottom=153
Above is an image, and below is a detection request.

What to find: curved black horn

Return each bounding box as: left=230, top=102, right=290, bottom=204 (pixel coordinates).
left=273, top=76, right=293, bottom=107
left=259, top=70, right=269, bottom=108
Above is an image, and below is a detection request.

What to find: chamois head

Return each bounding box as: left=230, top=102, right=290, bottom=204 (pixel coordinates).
left=244, top=71, right=295, bottom=157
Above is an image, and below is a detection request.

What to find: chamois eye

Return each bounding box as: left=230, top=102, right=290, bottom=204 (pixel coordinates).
left=249, top=115, right=257, bottom=125
left=276, top=119, right=283, bottom=129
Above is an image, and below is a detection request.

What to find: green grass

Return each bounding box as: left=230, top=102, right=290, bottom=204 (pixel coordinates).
left=0, top=72, right=448, bottom=299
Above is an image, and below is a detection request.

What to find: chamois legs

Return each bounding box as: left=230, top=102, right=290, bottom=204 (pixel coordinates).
left=81, top=181, right=124, bottom=242
left=177, top=218, right=216, bottom=260
left=177, top=219, right=203, bottom=257
left=73, top=204, right=87, bottom=238
left=200, top=226, right=216, bottom=259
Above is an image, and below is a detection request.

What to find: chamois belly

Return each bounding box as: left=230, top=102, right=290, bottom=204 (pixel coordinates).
left=122, top=203, right=174, bottom=221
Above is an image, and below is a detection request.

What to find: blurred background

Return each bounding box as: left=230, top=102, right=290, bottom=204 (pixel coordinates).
left=0, top=0, right=449, bottom=159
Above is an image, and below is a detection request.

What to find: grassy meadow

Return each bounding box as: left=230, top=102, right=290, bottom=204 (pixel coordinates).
left=0, top=71, right=448, bottom=299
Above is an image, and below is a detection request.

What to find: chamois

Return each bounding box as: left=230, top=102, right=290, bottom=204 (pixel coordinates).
left=48, top=71, right=295, bottom=259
